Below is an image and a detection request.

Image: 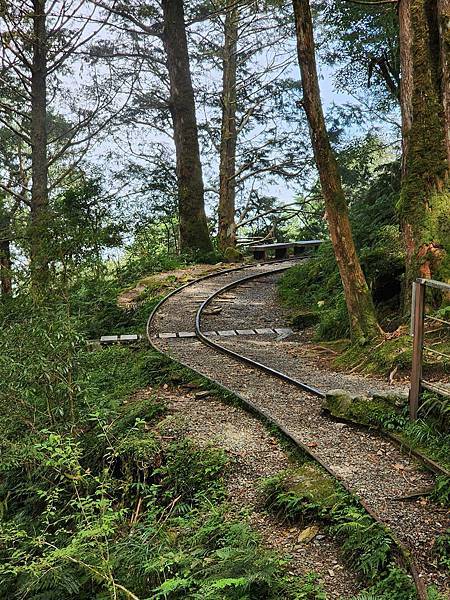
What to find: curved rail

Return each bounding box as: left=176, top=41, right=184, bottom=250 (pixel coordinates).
left=147, top=260, right=445, bottom=600
left=194, top=269, right=450, bottom=480
left=195, top=267, right=324, bottom=398
left=146, top=257, right=300, bottom=342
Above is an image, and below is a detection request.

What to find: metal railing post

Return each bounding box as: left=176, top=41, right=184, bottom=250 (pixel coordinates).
left=409, top=280, right=425, bottom=420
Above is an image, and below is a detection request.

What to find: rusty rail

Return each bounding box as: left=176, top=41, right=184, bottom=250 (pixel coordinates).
left=409, top=278, right=450, bottom=420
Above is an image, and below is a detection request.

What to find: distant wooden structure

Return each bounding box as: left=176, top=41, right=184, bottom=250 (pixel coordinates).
left=250, top=240, right=323, bottom=260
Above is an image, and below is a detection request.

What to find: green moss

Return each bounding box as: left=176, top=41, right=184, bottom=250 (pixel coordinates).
left=291, top=311, right=319, bottom=329
left=335, top=336, right=413, bottom=374
left=116, top=432, right=162, bottom=475
left=397, top=0, right=449, bottom=283
left=223, top=246, right=243, bottom=262
left=261, top=463, right=344, bottom=522
left=324, top=389, right=406, bottom=429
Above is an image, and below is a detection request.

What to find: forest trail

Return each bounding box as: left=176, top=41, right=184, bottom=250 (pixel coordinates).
left=148, top=261, right=449, bottom=596
left=148, top=384, right=363, bottom=598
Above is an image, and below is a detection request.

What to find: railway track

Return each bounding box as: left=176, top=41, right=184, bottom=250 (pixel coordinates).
left=147, top=259, right=449, bottom=598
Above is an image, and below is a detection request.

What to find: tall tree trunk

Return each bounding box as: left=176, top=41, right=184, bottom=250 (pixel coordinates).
left=438, top=0, right=450, bottom=164
left=398, top=0, right=449, bottom=306
left=292, top=0, right=380, bottom=342
left=0, top=214, right=12, bottom=297
left=30, top=0, right=49, bottom=289
left=161, top=0, right=212, bottom=254
left=218, top=0, right=238, bottom=251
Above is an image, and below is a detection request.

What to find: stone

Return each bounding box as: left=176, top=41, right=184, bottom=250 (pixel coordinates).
left=298, top=524, right=320, bottom=543
left=224, top=246, right=243, bottom=262
left=324, top=389, right=353, bottom=415
left=372, top=391, right=409, bottom=409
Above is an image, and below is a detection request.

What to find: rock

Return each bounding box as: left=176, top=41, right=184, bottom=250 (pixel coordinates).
left=298, top=525, right=320, bottom=543
left=372, top=391, right=409, bottom=409
left=195, top=390, right=212, bottom=399
left=291, top=312, right=319, bottom=329
left=324, top=389, right=353, bottom=415
left=324, top=388, right=403, bottom=427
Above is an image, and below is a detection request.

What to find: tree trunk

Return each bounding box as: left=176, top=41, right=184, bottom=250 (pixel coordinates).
left=0, top=215, right=12, bottom=297
left=218, top=0, right=238, bottom=252
left=161, top=0, right=212, bottom=254
left=30, top=0, right=49, bottom=289
left=398, top=0, right=449, bottom=305
left=292, top=0, right=380, bottom=342
left=438, top=0, right=450, bottom=164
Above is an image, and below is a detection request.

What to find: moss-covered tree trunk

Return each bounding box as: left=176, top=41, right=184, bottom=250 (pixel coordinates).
left=30, top=0, right=50, bottom=290
left=439, top=0, right=450, bottom=164
left=218, top=0, right=238, bottom=252
left=398, top=0, right=449, bottom=307
left=162, top=0, right=213, bottom=254
left=292, top=0, right=380, bottom=342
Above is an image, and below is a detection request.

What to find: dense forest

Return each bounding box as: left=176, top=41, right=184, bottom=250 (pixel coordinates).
left=0, top=1, right=449, bottom=599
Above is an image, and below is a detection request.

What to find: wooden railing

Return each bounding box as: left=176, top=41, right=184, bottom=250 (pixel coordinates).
left=409, top=278, right=450, bottom=419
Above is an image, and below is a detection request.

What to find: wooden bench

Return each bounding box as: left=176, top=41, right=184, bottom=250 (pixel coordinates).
left=251, top=240, right=323, bottom=260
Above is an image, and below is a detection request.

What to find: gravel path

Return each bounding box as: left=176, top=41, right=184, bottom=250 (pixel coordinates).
left=153, top=386, right=362, bottom=598
left=149, top=263, right=450, bottom=595
left=201, top=272, right=408, bottom=397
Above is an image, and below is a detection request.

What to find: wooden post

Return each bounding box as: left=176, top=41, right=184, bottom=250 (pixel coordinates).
left=409, top=280, right=425, bottom=420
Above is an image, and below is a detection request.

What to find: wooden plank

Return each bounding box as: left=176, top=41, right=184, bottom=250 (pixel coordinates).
left=251, top=242, right=294, bottom=250
left=119, top=334, right=139, bottom=342
left=292, top=240, right=323, bottom=247
left=100, top=335, right=118, bottom=343
left=422, top=380, right=450, bottom=398
left=417, top=278, right=450, bottom=292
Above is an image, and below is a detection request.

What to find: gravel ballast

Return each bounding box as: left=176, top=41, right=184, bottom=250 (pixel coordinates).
left=149, top=262, right=450, bottom=595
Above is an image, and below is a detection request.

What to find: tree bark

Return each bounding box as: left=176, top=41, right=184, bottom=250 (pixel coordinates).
left=218, top=0, right=238, bottom=251
left=30, top=0, right=49, bottom=289
left=438, top=0, right=450, bottom=164
left=398, top=0, right=449, bottom=306
left=161, top=0, right=212, bottom=254
left=0, top=213, right=12, bottom=297
left=292, top=0, right=380, bottom=342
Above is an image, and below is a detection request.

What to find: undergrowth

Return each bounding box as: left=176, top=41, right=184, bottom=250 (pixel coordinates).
left=260, top=465, right=440, bottom=598
left=0, top=296, right=326, bottom=599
